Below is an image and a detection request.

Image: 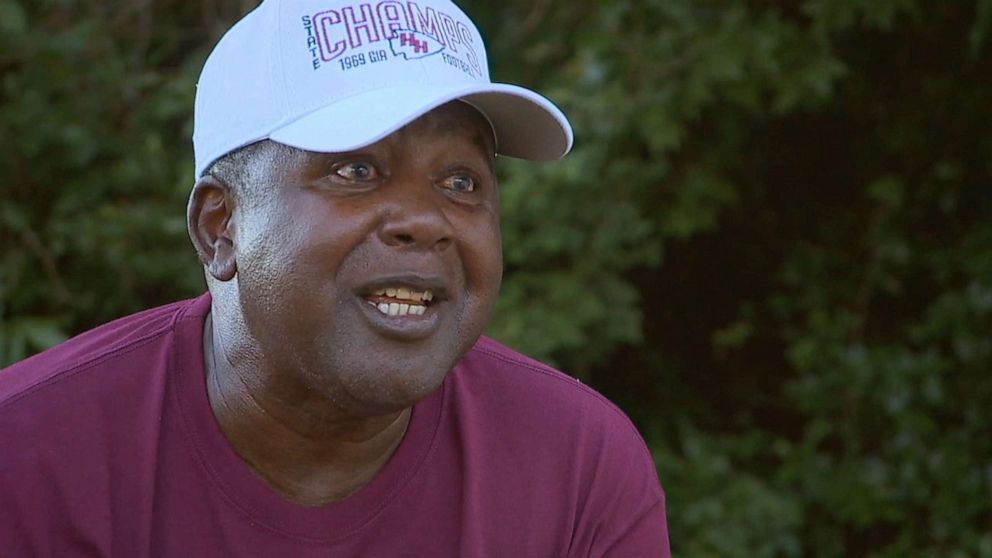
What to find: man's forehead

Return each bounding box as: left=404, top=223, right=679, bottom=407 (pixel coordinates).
left=404, top=101, right=497, bottom=151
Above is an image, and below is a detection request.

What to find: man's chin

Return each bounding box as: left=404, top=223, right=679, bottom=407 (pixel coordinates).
left=316, top=362, right=451, bottom=417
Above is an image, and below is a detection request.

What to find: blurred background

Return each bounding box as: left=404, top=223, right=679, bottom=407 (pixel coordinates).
left=2, top=0, right=991, bottom=555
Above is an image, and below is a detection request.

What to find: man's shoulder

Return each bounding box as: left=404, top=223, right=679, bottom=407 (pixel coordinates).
left=456, top=336, right=647, bottom=442
left=451, top=336, right=666, bottom=552
left=0, top=297, right=203, bottom=410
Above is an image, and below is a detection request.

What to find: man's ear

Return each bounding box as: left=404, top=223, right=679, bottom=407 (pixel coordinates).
left=188, top=175, right=238, bottom=282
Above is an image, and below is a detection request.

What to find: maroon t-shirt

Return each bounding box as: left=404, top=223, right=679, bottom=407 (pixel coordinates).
left=0, top=294, right=670, bottom=556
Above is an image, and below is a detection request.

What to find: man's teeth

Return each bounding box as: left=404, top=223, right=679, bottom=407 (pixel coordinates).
left=373, top=288, right=434, bottom=302
left=367, top=287, right=433, bottom=316
left=374, top=302, right=427, bottom=317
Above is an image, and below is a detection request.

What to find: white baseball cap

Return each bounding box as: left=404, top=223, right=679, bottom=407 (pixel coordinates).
left=193, top=0, right=574, bottom=178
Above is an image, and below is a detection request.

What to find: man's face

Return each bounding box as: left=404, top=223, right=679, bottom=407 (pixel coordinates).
left=229, top=102, right=501, bottom=416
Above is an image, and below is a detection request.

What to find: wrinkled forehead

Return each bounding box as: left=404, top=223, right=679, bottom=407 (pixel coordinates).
left=403, top=100, right=497, bottom=152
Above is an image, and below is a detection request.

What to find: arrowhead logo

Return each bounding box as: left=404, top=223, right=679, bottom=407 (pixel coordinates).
left=389, top=29, right=445, bottom=60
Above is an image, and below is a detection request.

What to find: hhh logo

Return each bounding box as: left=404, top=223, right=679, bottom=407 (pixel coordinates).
left=390, top=29, right=444, bottom=60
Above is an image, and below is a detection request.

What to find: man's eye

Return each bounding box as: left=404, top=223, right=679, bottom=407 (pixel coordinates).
left=335, top=162, right=378, bottom=181
left=440, top=175, right=475, bottom=193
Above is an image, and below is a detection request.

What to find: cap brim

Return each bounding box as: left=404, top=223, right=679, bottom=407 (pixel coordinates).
left=268, top=83, right=573, bottom=162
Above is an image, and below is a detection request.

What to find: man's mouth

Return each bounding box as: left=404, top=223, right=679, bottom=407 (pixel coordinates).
left=364, top=287, right=436, bottom=317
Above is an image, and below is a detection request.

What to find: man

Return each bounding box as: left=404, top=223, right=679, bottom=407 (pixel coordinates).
left=0, top=0, right=670, bottom=555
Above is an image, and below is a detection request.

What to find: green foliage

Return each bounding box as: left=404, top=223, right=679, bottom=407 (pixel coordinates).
left=0, top=0, right=216, bottom=363
left=656, top=424, right=803, bottom=557
left=486, top=148, right=659, bottom=374
left=2, top=0, right=991, bottom=555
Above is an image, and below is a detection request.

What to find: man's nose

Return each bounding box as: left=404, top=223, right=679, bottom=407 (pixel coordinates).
left=376, top=184, right=454, bottom=251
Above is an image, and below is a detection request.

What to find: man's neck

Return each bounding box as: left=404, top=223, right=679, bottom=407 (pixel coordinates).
left=202, top=313, right=411, bottom=507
